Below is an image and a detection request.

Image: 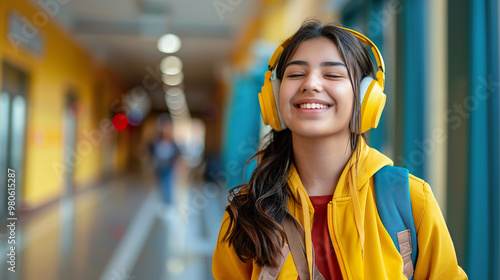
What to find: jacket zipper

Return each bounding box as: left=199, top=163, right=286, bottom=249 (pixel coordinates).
left=327, top=201, right=349, bottom=279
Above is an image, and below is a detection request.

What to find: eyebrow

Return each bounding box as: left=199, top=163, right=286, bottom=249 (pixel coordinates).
left=285, top=60, right=347, bottom=68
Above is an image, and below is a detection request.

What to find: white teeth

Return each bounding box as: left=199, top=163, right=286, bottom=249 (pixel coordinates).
left=299, top=103, right=328, bottom=109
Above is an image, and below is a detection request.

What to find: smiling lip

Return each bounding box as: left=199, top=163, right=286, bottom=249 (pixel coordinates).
left=293, top=99, right=333, bottom=111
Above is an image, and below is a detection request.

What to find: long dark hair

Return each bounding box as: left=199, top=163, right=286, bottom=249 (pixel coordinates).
left=224, top=19, right=375, bottom=267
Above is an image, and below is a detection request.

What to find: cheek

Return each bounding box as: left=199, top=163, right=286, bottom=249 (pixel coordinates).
left=329, top=83, right=354, bottom=106
left=331, top=85, right=355, bottom=121
left=278, top=82, right=293, bottom=111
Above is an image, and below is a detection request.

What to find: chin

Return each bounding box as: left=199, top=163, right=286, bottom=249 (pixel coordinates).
left=288, top=123, right=346, bottom=139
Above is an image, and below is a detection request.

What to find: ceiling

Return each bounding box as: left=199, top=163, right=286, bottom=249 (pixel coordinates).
left=48, top=0, right=258, bottom=113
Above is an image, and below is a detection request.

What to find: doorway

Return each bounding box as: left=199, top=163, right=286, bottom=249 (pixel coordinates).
left=0, top=62, right=28, bottom=219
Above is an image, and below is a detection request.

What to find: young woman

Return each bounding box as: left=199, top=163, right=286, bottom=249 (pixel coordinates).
left=212, top=19, right=467, bottom=280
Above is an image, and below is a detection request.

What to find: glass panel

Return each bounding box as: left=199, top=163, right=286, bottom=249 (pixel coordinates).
left=10, top=95, right=26, bottom=212
left=11, top=95, right=26, bottom=170
left=0, top=92, right=10, bottom=219
left=0, top=92, right=9, bottom=169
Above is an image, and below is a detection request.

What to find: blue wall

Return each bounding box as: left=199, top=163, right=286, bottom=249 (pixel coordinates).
left=221, top=68, right=263, bottom=189
left=466, top=0, right=500, bottom=278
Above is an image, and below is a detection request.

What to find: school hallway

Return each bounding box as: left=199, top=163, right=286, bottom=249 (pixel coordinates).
left=0, top=0, right=497, bottom=279
left=0, top=171, right=226, bottom=280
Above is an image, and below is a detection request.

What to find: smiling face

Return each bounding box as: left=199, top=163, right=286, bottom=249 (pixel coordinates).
left=279, top=37, right=354, bottom=139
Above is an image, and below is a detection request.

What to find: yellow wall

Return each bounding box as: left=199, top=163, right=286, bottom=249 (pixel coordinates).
left=0, top=0, right=128, bottom=209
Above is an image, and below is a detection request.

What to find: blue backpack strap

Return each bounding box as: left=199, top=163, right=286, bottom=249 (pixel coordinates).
left=374, top=165, right=418, bottom=279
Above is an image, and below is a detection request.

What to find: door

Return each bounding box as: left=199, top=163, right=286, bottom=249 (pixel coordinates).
left=0, top=62, right=28, bottom=220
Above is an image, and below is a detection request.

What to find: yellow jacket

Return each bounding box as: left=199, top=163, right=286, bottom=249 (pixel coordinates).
left=213, top=140, right=467, bottom=279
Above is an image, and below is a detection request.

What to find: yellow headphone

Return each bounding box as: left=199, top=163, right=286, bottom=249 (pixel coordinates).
left=258, top=26, right=386, bottom=133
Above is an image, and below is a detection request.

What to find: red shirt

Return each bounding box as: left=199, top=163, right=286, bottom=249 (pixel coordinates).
left=308, top=194, right=343, bottom=279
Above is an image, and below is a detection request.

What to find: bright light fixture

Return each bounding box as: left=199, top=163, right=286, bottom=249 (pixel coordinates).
left=158, top=34, right=181, bottom=53
left=160, top=56, right=182, bottom=75
left=166, top=87, right=183, bottom=97
left=162, top=72, right=184, bottom=86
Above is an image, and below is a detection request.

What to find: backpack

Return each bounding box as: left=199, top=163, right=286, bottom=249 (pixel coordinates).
left=374, top=165, right=418, bottom=280
left=259, top=165, right=418, bottom=280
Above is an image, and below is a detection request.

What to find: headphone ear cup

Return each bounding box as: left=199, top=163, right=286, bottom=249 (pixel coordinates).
left=271, top=79, right=287, bottom=130
left=258, top=70, right=284, bottom=131
left=359, top=76, right=373, bottom=103
left=359, top=76, right=386, bottom=133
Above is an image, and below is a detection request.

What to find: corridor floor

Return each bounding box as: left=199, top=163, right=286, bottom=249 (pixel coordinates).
left=0, top=172, right=227, bottom=280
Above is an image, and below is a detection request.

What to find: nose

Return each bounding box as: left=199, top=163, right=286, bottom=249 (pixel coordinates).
left=300, top=72, right=323, bottom=93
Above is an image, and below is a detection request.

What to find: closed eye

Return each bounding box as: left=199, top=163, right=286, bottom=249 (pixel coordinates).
left=287, top=74, right=305, bottom=78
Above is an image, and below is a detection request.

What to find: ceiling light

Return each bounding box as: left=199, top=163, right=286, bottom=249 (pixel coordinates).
left=166, top=87, right=183, bottom=97
left=160, top=56, right=182, bottom=75
left=162, top=72, right=184, bottom=86
left=166, top=93, right=185, bottom=105
left=158, top=34, right=181, bottom=53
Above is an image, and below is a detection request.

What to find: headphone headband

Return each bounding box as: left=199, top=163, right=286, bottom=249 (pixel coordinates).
left=259, top=24, right=387, bottom=133
left=267, top=26, right=385, bottom=74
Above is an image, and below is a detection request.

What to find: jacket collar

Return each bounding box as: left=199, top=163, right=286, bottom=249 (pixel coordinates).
left=285, top=137, right=393, bottom=269
left=286, top=137, right=393, bottom=201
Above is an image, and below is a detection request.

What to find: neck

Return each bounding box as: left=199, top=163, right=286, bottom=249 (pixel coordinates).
left=292, top=132, right=354, bottom=196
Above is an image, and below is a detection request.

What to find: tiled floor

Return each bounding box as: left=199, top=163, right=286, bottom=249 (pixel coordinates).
left=0, top=172, right=227, bottom=280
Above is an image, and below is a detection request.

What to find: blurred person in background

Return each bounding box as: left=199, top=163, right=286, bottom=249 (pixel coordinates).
left=212, top=19, right=466, bottom=280
left=150, top=113, right=180, bottom=209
